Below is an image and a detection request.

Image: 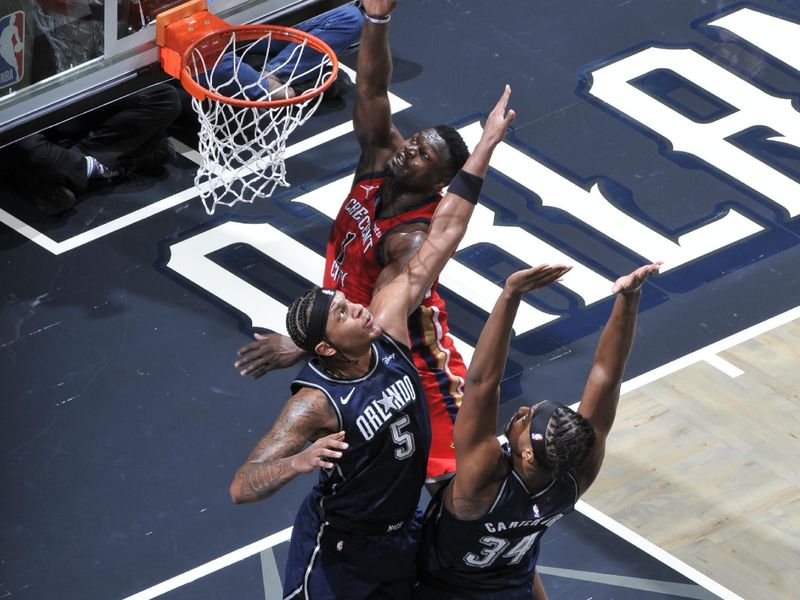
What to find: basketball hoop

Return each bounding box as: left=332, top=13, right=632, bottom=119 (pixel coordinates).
left=156, top=0, right=338, bottom=214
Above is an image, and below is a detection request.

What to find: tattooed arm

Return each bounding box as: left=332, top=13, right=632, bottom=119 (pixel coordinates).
left=229, top=388, right=344, bottom=503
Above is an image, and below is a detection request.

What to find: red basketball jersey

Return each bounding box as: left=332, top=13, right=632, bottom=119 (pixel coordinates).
left=323, top=172, right=465, bottom=481
left=323, top=172, right=437, bottom=302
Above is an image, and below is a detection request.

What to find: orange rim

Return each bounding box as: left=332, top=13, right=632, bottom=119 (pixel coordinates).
left=180, top=24, right=339, bottom=108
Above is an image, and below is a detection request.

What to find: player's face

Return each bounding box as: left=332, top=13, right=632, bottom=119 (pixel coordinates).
left=323, top=291, right=382, bottom=352
left=387, top=129, right=452, bottom=191
left=506, top=400, right=554, bottom=462
left=505, top=404, right=535, bottom=458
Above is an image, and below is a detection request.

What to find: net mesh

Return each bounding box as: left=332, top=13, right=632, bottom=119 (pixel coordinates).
left=185, top=28, right=332, bottom=214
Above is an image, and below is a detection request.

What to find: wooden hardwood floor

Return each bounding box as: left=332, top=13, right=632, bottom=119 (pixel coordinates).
left=582, top=317, right=800, bottom=599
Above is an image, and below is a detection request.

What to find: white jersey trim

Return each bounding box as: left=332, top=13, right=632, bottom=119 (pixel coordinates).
left=306, top=343, right=380, bottom=383
left=287, top=521, right=327, bottom=600
left=511, top=468, right=557, bottom=498
left=488, top=476, right=510, bottom=513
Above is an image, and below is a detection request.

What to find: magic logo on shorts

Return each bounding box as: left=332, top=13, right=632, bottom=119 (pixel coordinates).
left=0, top=11, right=24, bottom=89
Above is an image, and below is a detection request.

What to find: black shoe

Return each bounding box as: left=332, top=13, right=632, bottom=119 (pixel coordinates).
left=87, top=155, right=123, bottom=183
left=30, top=183, right=76, bottom=216
left=118, top=138, right=176, bottom=175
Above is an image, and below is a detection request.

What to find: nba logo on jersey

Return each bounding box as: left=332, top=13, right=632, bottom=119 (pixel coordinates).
left=0, top=10, right=24, bottom=89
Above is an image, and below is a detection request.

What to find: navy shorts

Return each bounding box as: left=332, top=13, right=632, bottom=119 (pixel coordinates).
left=283, top=493, right=421, bottom=600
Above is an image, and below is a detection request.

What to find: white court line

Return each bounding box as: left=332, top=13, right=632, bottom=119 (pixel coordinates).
left=570, top=306, right=800, bottom=600
left=537, top=565, right=718, bottom=599
left=620, top=305, right=800, bottom=394
left=121, top=527, right=293, bottom=600
left=703, top=354, right=744, bottom=378
left=0, top=187, right=198, bottom=256
left=576, top=502, right=745, bottom=600
left=0, top=65, right=409, bottom=257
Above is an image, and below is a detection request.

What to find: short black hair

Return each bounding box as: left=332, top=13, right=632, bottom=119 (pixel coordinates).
left=433, top=124, right=469, bottom=180
left=544, top=406, right=596, bottom=476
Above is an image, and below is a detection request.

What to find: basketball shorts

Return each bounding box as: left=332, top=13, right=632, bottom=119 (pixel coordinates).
left=413, top=337, right=466, bottom=482
left=283, top=494, right=422, bottom=600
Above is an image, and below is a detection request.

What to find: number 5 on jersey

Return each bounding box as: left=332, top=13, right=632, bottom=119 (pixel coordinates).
left=390, top=415, right=415, bottom=460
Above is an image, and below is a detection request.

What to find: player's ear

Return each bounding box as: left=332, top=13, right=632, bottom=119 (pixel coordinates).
left=315, top=339, right=337, bottom=357
left=521, top=446, right=534, bottom=464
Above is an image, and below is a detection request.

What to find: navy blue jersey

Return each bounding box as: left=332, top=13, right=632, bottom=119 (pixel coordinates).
left=291, top=332, right=431, bottom=523
left=417, top=457, right=578, bottom=593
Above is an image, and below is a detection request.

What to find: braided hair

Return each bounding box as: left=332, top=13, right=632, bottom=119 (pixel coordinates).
left=286, top=288, right=318, bottom=353
left=543, top=405, right=596, bottom=476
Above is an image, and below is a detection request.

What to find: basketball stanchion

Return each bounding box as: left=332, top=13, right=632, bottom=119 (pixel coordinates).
left=156, top=0, right=338, bottom=214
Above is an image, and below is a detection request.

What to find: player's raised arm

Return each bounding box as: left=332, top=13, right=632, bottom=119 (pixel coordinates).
left=574, top=262, right=661, bottom=495
left=453, top=265, right=571, bottom=494
left=229, top=389, right=341, bottom=503
left=353, top=0, right=404, bottom=170
left=371, top=85, right=515, bottom=340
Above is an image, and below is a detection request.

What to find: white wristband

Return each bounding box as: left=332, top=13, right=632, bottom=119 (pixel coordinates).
left=364, top=13, right=391, bottom=24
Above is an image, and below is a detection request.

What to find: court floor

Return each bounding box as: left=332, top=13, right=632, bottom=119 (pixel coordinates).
left=2, top=1, right=799, bottom=598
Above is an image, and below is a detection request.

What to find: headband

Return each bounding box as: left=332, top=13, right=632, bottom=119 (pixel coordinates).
left=529, top=400, right=562, bottom=472
left=304, top=287, right=336, bottom=353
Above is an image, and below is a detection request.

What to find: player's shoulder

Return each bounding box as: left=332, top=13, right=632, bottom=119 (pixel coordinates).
left=288, top=383, right=330, bottom=407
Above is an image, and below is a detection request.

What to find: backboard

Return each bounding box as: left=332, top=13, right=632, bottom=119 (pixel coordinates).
left=0, top=0, right=349, bottom=147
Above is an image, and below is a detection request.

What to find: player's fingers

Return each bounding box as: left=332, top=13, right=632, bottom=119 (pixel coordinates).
left=489, top=87, right=512, bottom=122
left=538, top=264, right=568, bottom=276
left=238, top=356, right=265, bottom=374
left=248, top=365, right=268, bottom=380
left=555, top=265, right=572, bottom=278
left=234, top=353, right=255, bottom=368
left=494, top=84, right=511, bottom=111
left=236, top=341, right=261, bottom=357
left=533, top=264, right=568, bottom=280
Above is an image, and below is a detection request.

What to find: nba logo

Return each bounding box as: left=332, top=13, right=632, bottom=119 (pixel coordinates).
left=0, top=10, right=24, bottom=89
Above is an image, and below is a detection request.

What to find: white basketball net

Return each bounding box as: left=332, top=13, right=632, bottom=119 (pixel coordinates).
left=186, top=29, right=332, bottom=214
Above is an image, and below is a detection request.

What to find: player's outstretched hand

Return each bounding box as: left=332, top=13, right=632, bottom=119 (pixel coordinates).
left=292, top=432, right=348, bottom=473
left=235, top=332, right=305, bottom=379
left=612, top=262, right=663, bottom=295
left=505, top=264, right=572, bottom=298
left=361, top=0, right=397, bottom=18
left=481, top=85, right=516, bottom=148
